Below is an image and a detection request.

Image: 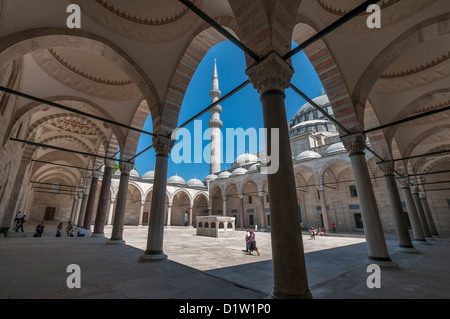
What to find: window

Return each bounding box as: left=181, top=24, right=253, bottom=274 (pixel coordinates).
left=349, top=185, right=358, bottom=197
left=354, top=213, right=363, bottom=229
left=44, top=207, right=56, bottom=221
left=248, top=214, right=254, bottom=226
left=248, top=196, right=252, bottom=204
left=266, top=194, right=269, bottom=203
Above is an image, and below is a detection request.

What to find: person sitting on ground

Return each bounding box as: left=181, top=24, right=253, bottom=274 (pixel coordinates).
left=35, top=222, right=45, bottom=237
left=77, top=227, right=86, bottom=237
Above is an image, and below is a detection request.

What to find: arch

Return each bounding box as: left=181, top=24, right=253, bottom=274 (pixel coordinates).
left=403, top=125, right=450, bottom=160
left=171, top=189, right=191, bottom=226
left=211, top=186, right=222, bottom=215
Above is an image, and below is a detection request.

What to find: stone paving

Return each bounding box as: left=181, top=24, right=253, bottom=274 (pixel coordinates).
left=1, top=225, right=450, bottom=299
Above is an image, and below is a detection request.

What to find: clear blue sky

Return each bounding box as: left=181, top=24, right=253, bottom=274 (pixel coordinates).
left=134, top=40, right=324, bottom=181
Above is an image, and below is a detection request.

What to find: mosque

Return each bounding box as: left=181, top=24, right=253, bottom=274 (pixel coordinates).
left=0, top=0, right=449, bottom=299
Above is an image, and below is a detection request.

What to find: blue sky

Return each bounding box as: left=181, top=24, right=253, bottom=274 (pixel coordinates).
left=133, top=40, right=324, bottom=181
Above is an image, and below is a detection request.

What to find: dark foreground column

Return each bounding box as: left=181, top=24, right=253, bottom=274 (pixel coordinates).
left=140, top=136, right=174, bottom=261
left=83, top=171, right=100, bottom=232
left=378, top=162, right=418, bottom=253
left=318, top=186, right=330, bottom=232
left=246, top=52, right=311, bottom=299
left=341, top=133, right=399, bottom=269
left=107, top=162, right=133, bottom=245
left=92, top=159, right=114, bottom=237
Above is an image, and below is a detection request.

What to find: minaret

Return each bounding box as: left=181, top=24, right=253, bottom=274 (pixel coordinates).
left=208, top=59, right=223, bottom=174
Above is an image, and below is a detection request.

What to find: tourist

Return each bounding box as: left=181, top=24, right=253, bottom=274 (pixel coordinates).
left=332, top=222, right=336, bottom=233
left=56, top=222, right=63, bottom=237
left=15, top=213, right=26, bottom=233
left=66, top=221, right=74, bottom=237
left=35, top=222, right=45, bottom=237
left=247, top=230, right=260, bottom=256
left=77, top=227, right=86, bottom=237
left=309, top=227, right=315, bottom=240
left=244, top=229, right=251, bottom=253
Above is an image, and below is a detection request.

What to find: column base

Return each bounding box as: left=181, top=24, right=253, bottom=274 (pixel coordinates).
left=139, top=251, right=168, bottom=262
left=364, top=258, right=400, bottom=270
left=395, top=246, right=420, bottom=254
left=91, top=232, right=105, bottom=238
left=271, top=288, right=313, bottom=299
left=426, top=236, right=436, bottom=241
left=413, top=239, right=431, bottom=246
left=106, top=239, right=126, bottom=245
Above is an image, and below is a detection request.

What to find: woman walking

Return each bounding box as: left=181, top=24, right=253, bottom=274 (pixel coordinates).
left=247, top=230, right=260, bottom=256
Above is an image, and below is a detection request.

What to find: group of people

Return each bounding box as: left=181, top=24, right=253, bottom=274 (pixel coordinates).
left=244, top=228, right=260, bottom=256
left=308, top=222, right=337, bottom=240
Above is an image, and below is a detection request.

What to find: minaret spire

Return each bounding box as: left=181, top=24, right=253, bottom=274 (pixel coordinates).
left=208, top=59, right=223, bottom=174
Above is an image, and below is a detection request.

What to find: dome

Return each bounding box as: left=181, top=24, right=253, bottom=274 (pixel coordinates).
left=203, top=174, right=218, bottom=182
left=296, top=150, right=321, bottom=161
left=167, top=174, right=186, bottom=185
left=293, top=95, right=330, bottom=119
left=187, top=178, right=204, bottom=187
left=114, top=169, right=121, bottom=176
left=324, top=142, right=346, bottom=156
left=233, top=153, right=259, bottom=167
left=142, top=170, right=155, bottom=180
left=232, top=167, right=247, bottom=176
left=217, top=171, right=232, bottom=179
left=248, top=163, right=259, bottom=173
left=130, top=168, right=140, bottom=178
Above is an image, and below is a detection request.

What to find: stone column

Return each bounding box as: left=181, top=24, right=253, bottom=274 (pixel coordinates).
left=246, top=52, right=311, bottom=299
left=106, top=196, right=116, bottom=225
left=138, top=202, right=145, bottom=226
left=166, top=204, right=172, bottom=226
left=77, top=182, right=90, bottom=227
left=73, top=192, right=83, bottom=226
left=318, top=186, right=330, bottom=231
left=83, top=171, right=100, bottom=232
left=189, top=205, right=193, bottom=226
left=411, top=186, right=433, bottom=240
left=341, top=133, right=398, bottom=269
left=69, top=194, right=79, bottom=224
left=140, top=136, right=174, bottom=261
left=378, top=162, right=418, bottom=253
left=107, top=162, right=133, bottom=245
left=258, top=192, right=266, bottom=229
left=239, top=195, right=245, bottom=228
left=398, top=178, right=429, bottom=245
left=222, top=197, right=227, bottom=216
left=420, top=192, right=439, bottom=237
left=92, top=160, right=114, bottom=237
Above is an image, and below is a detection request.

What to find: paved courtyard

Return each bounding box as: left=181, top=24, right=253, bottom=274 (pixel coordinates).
left=1, top=225, right=450, bottom=300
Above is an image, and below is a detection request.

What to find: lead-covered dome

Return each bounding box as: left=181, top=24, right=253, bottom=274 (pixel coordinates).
left=142, top=170, right=155, bottom=180
left=203, top=174, right=218, bottom=182
left=217, top=171, right=232, bottom=179
left=187, top=178, right=205, bottom=187
left=296, top=150, right=321, bottom=161
left=324, top=142, right=346, bottom=156
left=167, top=174, right=186, bottom=185
left=232, top=153, right=259, bottom=168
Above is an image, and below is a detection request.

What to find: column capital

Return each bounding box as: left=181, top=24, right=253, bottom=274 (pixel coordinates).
left=411, top=185, right=419, bottom=194
left=245, top=52, right=294, bottom=94
left=341, top=133, right=367, bottom=155
left=153, top=136, right=175, bottom=156
left=378, top=161, right=395, bottom=175
left=419, top=191, right=427, bottom=199
left=104, top=159, right=115, bottom=168
left=397, top=177, right=410, bottom=188
left=92, top=170, right=101, bottom=179
left=119, top=162, right=134, bottom=174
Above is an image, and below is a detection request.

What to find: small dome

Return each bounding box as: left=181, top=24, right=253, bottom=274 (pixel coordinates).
left=114, top=169, right=121, bottom=176
left=324, top=142, right=346, bottom=156
left=248, top=163, right=259, bottom=173
left=142, top=171, right=155, bottom=180
left=296, top=150, right=321, bottom=161
left=217, top=171, right=232, bottom=179
left=204, top=174, right=218, bottom=182
left=232, top=167, right=247, bottom=176
left=233, top=153, right=259, bottom=167
left=167, top=174, right=186, bottom=185
left=187, top=178, right=205, bottom=187
left=130, top=169, right=140, bottom=178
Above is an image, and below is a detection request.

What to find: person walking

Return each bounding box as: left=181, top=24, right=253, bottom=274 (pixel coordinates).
left=15, top=213, right=26, bottom=232
left=247, top=230, right=260, bottom=256
left=332, top=222, right=336, bottom=233
left=244, top=228, right=251, bottom=253
left=56, top=222, right=63, bottom=237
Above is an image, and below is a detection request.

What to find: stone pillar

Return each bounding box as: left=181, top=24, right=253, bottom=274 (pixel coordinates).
left=378, top=162, right=418, bottom=253
left=77, top=182, right=90, bottom=227
left=258, top=192, right=266, bottom=229
left=106, top=197, right=116, bottom=225
left=222, top=197, right=227, bottom=216
left=341, top=133, right=398, bottom=269
left=69, top=194, right=79, bottom=224
left=420, top=192, right=439, bottom=237
left=318, top=186, right=330, bottom=231
left=411, top=186, right=432, bottom=240
left=189, top=205, right=193, bottom=226
left=107, top=162, right=133, bottom=245
left=138, top=202, right=145, bottom=226
left=73, top=192, right=83, bottom=226
left=83, top=170, right=100, bottom=232
left=239, top=195, right=245, bottom=228
left=246, top=52, right=311, bottom=299
left=140, top=136, right=174, bottom=261
left=166, top=204, right=172, bottom=226
left=92, top=160, right=114, bottom=237
left=398, top=178, right=429, bottom=245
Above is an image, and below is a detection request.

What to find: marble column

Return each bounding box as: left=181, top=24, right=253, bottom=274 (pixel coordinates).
left=69, top=194, right=79, bottom=224
left=420, top=192, right=439, bottom=237
left=189, top=205, right=193, bottom=226
left=341, top=133, right=398, bottom=269
left=107, top=162, right=133, bottom=245
left=398, top=178, right=429, bottom=245
left=73, top=192, right=83, bottom=226
left=92, top=159, right=114, bottom=237
left=411, top=186, right=432, bottom=240
left=239, top=195, right=245, bottom=228
left=138, top=202, right=145, bottom=226
left=258, top=192, right=266, bottom=229
left=246, top=52, right=311, bottom=299
left=222, top=197, right=227, bottom=216
left=83, top=170, right=100, bottom=232
left=140, top=136, right=174, bottom=261
left=378, top=162, right=418, bottom=253
left=106, top=197, right=116, bottom=225
left=318, top=186, right=330, bottom=231
left=166, top=204, right=172, bottom=226
left=77, top=182, right=90, bottom=227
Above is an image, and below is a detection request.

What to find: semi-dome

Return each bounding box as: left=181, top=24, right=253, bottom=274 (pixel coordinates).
left=142, top=170, right=155, bottom=180
left=203, top=174, right=218, bottom=182
left=187, top=178, right=204, bottom=187
left=324, top=142, right=346, bottom=156
left=217, top=171, right=232, bottom=179
left=167, top=174, right=186, bottom=185
left=232, top=167, right=247, bottom=176
left=233, top=153, right=259, bottom=167
left=296, top=150, right=321, bottom=161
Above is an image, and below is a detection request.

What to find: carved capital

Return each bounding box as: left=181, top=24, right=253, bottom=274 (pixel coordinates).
left=341, top=133, right=366, bottom=155
left=378, top=161, right=395, bottom=175
left=119, top=162, right=134, bottom=174
left=397, top=177, right=410, bottom=188
left=246, top=52, right=294, bottom=94
left=410, top=185, right=419, bottom=194
left=104, top=159, right=115, bottom=168
left=92, top=170, right=101, bottom=179
left=153, top=136, right=174, bottom=156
